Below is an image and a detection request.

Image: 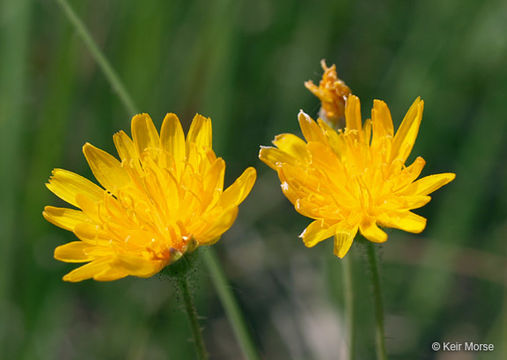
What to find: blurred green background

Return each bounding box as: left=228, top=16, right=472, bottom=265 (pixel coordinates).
left=1, top=0, right=506, bottom=359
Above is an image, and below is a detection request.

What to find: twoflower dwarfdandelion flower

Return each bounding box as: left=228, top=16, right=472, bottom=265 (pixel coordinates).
left=304, top=59, right=351, bottom=125
left=259, top=95, right=455, bottom=258
left=44, top=113, right=256, bottom=281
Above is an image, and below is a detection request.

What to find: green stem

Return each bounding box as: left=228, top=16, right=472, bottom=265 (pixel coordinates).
left=54, top=0, right=138, bottom=115
left=176, top=275, right=209, bottom=360
left=365, top=242, right=387, bottom=360
left=202, top=249, right=260, bottom=360
left=342, top=254, right=355, bottom=360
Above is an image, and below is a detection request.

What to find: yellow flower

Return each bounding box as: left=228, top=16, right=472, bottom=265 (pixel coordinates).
left=259, top=95, right=455, bottom=258
left=44, top=113, right=256, bottom=281
left=304, top=60, right=351, bottom=125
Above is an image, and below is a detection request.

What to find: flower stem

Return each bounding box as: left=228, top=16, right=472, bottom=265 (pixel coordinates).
left=202, top=248, right=260, bottom=360
left=176, top=274, right=209, bottom=360
left=342, top=254, right=355, bottom=360
left=365, top=241, right=388, bottom=360
left=54, top=0, right=138, bottom=115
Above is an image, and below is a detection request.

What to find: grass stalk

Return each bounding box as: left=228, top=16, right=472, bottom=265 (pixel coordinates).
left=342, top=254, right=355, bottom=360
left=202, top=249, right=260, bottom=360
left=365, top=241, right=387, bottom=360
left=55, top=0, right=138, bottom=115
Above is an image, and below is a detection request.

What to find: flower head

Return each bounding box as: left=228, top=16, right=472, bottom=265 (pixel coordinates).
left=259, top=95, right=455, bottom=258
left=304, top=60, right=351, bottom=125
left=44, top=113, right=256, bottom=281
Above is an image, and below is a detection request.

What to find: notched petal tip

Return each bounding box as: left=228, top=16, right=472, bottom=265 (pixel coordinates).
left=373, top=99, right=387, bottom=106
left=186, top=114, right=212, bottom=150
left=164, top=112, right=180, bottom=120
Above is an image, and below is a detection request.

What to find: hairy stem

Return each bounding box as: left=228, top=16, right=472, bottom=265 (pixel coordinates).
left=176, top=275, right=209, bottom=360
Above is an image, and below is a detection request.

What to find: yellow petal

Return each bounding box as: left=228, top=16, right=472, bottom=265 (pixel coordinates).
left=393, top=156, right=426, bottom=191
left=73, top=223, right=109, bottom=245
left=277, top=170, right=305, bottom=205
left=259, top=146, right=296, bottom=170
left=306, top=142, right=356, bottom=206
left=54, top=241, right=95, bottom=263
left=295, top=198, right=340, bottom=219
left=219, top=167, right=257, bottom=207
left=402, top=172, right=456, bottom=196
left=117, top=254, right=165, bottom=278
left=83, top=143, right=130, bottom=192
left=345, top=95, right=362, bottom=132
left=203, top=158, right=225, bottom=198
left=113, top=130, right=137, bottom=162
left=131, top=113, right=160, bottom=155
left=160, top=113, right=185, bottom=163
left=186, top=114, right=212, bottom=150
left=46, top=168, right=103, bottom=207
left=371, top=99, right=394, bottom=138
left=272, top=133, right=309, bottom=162
left=362, top=118, right=372, bottom=144
left=194, top=207, right=239, bottom=244
left=62, top=258, right=111, bottom=282
left=378, top=211, right=427, bottom=233
left=391, top=98, right=424, bottom=163
left=75, top=193, right=100, bottom=222
left=298, top=111, right=326, bottom=143
left=299, top=220, right=336, bottom=247
left=93, top=267, right=129, bottom=281
left=43, top=206, right=89, bottom=231
left=359, top=219, right=388, bottom=243
left=333, top=225, right=358, bottom=258
left=385, top=195, right=431, bottom=210
left=277, top=163, right=322, bottom=203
